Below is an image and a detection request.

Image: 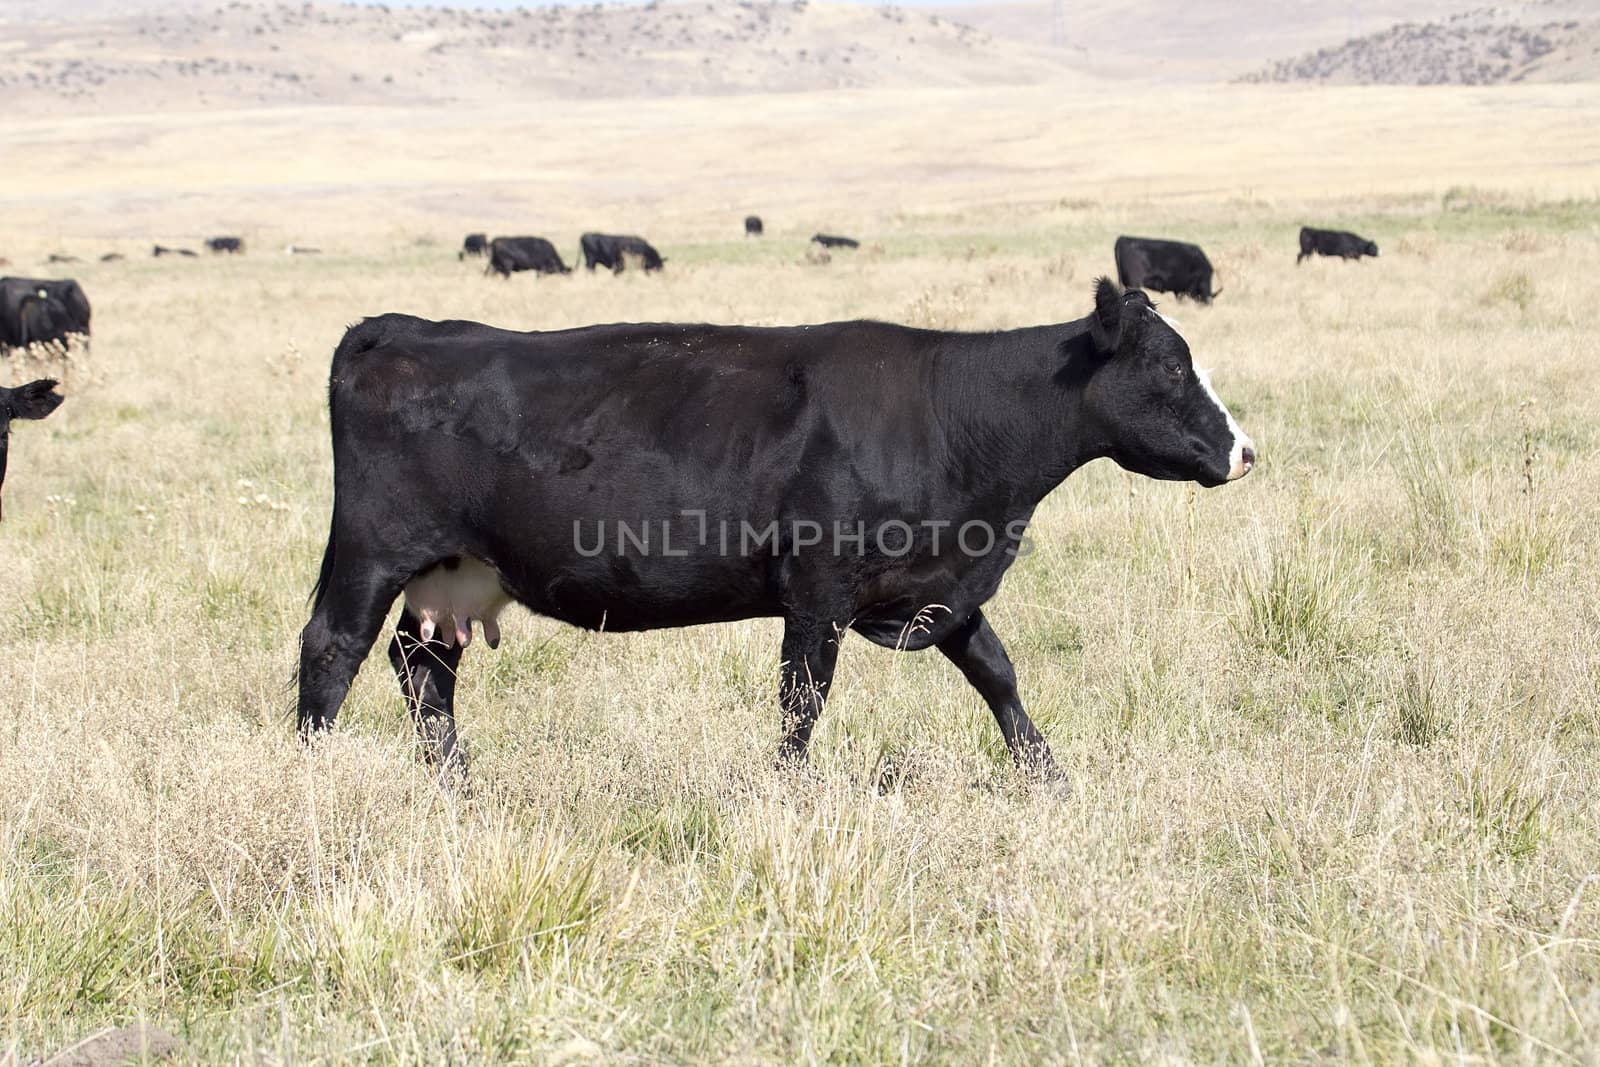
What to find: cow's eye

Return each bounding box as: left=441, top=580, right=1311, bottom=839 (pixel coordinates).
left=1162, top=360, right=1184, bottom=380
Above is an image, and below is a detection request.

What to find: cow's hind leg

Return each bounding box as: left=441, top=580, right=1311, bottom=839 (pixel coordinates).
left=776, top=615, right=844, bottom=768
left=937, top=609, right=1064, bottom=785
left=388, top=607, right=468, bottom=781
left=297, top=556, right=405, bottom=737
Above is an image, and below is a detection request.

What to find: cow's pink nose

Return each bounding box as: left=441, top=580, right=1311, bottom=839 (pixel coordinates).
left=1227, top=444, right=1256, bottom=481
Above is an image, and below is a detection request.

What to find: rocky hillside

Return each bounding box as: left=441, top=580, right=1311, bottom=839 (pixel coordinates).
left=0, top=0, right=1080, bottom=113
left=1240, top=4, right=1599, bottom=85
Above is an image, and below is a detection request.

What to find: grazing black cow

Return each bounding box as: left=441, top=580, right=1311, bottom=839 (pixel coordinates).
left=460, top=233, right=489, bottom=260
left=207, top=236, right=245, bottom=254
left=99, top=253, right=125, bottom=263
left=487, top=236, right=571, bottom=278
left=0, top=378, right=64, bottom=520
left=811, top=233, right=859, bottom=249
left=46, top=254, right=81, bottom=264
left=0, top=277, right=91, bottom=352
left=1114, top=236, right=1220, bottom=304
left=296, top=278, right=1255, bottom=783
left=745, top=215, right=764, bottom=237
left=579, top=233, right=665, bottom=273
left=152, top=244, right=197, bottom=258
left=1297, top=227, right=1378, bottom=264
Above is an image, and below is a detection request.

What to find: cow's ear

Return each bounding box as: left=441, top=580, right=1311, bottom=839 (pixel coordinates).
left=7, top=379, right=64, bottom=421
left=1089, top=276, right=1123, bottom=355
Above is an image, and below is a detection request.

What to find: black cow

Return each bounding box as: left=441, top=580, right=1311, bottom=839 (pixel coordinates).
left=460, top=233, right=489, bottom=261
left=487, top=236, right=571, bottom=278
left=0, top=378, right=64, bottom=520
left=152, top=244, right=197, bottom=258
left=16, top=294, right=72, bottom=350
left=745, top=215, right=764, bottom=237
left=1113, top=236, right=1220, bottom=304
left=579, top=233, right=665, bottom=273
left=46, top=254, right=81, bottom=264
left=99, top=253, right=125, bottom=263
left=811, top=233, right=859, bottom=249
left=207, top=236, right=245, bottom=254
left=1297, top=227, right=1378, bottom=264
left=0, top=277, right=91, bottom=352
left=296, top=278, right=1255, bottom=783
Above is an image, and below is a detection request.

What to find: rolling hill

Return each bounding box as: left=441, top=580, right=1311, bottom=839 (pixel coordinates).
left=0, top=0, right=1086, bottom=114
left=1240, top=1, right=1600, bottom=84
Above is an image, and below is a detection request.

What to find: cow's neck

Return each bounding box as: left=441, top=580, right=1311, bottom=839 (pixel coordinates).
left=933, top=322, right=1101, bottom=508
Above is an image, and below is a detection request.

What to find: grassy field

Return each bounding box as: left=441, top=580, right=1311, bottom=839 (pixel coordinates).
left=4, top=83, right=1600, bottom=1064
left=6, top=83, right=1600, bottom=242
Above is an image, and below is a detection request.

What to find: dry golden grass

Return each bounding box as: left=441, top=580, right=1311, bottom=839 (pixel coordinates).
left=3, top=82, right=1600, bottom=1063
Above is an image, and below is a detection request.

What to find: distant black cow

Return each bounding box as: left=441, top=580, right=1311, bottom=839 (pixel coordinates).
left=46, top=254, right=81, bottom=264
left=487, top=236, right=571, bottom=277
left=99, top=253, right=125, bottom=263
left=460, top=233, right=489, bottom=261
left=295, top=278, right=1255, bottom=783
left=579, top=233, right=665, bottom=273
left=153, top=245, right=198, bottom=258
left=1114, top=236, right=1220, bottom=304
left=0, top=277, right=91, bottom=352
left=1297, top=227, right=1378, bottom=264
left=0, top=378, right=64, bottom=521
left=15, top=294, right=72, bottom=350
left=811, top=233, right=859, bottom=249
left=207, top=236, right=245, bottom=254
left=745, top=216, right=764, bottom=237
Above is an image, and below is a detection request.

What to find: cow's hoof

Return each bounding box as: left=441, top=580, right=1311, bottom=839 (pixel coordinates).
left=873, top=751, right=907, bottom=795
left=773, top=748, right=821, bottom=785
left=436, top=763, right=473, bottom=800
left=1016, top=749, right=1071, bottom=797
left=1036, top=768, right=1073, bottom=799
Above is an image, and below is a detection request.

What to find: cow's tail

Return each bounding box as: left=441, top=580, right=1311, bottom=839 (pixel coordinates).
left=309, top=523, right=337, bottom=610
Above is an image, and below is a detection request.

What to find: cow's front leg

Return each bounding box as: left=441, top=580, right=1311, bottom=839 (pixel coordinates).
left=937, top=609, right=1065, bottom=785
left=388, top=607, right=468, bottom=785
left=776, top=615, right=843, bottom=767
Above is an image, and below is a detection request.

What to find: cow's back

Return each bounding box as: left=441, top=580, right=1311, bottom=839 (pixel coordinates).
left=1112, top=237, right=1140, bottom=288
left=327, top=315, right=954, bottom=497
left=323, top=314, right=957, bottom=628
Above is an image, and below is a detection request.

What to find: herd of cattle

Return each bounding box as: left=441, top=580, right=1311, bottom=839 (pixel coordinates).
left=464, top=223, right=1376, bottom=302
left=465, top=222, right=876, bottom=278
left=1, top=219, right=1381, bottom=778
left=16, top=237, right=328, bottom=266
left=469, top=233, right=670, bottom=277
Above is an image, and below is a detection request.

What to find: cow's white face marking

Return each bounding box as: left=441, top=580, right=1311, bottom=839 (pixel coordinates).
left=1148, top=305, right=1254, bottom=480
left=403, top=556, right=511, bottom=649
left=1195, top=366, right=1255, bottom=480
